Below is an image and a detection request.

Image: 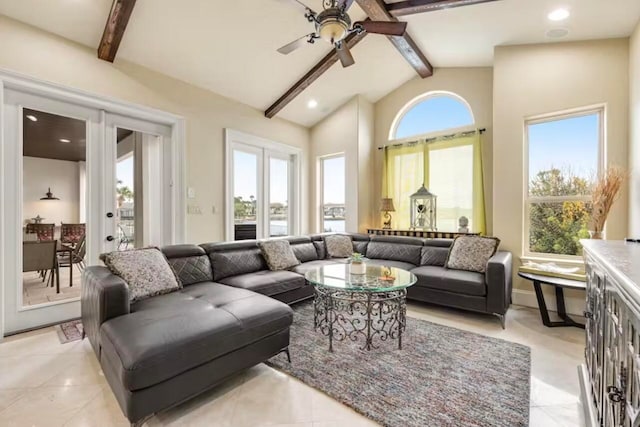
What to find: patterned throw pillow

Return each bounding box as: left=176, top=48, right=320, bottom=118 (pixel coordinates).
left=324, top=235, right=353, bottom=258
left=445, top=236, right=500, bottom=273
left=103, top=248, right=182, bottom=303
left=258, top=240, right=300, bottom=271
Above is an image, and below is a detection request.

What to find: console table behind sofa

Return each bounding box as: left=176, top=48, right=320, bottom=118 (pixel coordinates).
left=366, top=229, right=479, bottom=239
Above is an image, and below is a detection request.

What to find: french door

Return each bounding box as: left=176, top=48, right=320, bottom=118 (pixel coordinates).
left=225, top=129, right=300, bottom=241
left=1, top=87, right=182, bottom=335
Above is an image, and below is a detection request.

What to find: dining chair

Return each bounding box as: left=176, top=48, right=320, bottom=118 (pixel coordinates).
left=23, top=240, right=59, bottom=294
left=58, top=234, right=86, bottom=285
left=61, top=223, right=86, bottom=246
left=25, top=223, right=55, bottom=241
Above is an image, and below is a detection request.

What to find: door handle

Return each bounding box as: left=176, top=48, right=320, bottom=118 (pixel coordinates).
left=106, top=235, right=114, bottom=242
left=106, top=212, right=114, bottom=218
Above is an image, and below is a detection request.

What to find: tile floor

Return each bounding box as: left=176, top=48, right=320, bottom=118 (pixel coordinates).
left=23, top=267, right=82, bottom=306
left=0, top=303, right=585, bottom=427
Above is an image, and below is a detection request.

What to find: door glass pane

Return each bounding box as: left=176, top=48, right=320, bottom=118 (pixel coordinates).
left=116, top=128, right=135, bottom=250
left=322, top=156, right=346, bottom=232
left=234, top=150, right=258, bottom=240
left=22, top=108, right=86, bottom=307
left=270, top=157, right=289, bottom=237
left=115, top=128, right=163, bottom=249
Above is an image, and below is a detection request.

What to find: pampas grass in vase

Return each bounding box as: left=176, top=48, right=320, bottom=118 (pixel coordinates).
left=590, top=166, right=627, bottom=239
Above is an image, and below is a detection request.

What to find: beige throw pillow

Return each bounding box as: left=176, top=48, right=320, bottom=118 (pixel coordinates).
left=103, top=247, right=182, bottom=303
left=258, top=240, right=300, bottom=271
left=445, top=236, right=500, bottom=273
left=324, top=235, right=353, bottom=258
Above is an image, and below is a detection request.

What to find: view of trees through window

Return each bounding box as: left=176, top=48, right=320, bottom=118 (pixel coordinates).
left=526, top=112, right=600, bottom=256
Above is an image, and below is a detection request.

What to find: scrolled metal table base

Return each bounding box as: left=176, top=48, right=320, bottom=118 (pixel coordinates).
left=313, top=286, right=407, bottom=352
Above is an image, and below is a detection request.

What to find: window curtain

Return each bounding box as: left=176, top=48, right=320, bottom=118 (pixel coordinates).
left=382, top=133, right=486, bottom=234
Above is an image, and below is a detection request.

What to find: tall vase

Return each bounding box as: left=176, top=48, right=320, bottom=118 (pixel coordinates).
left=589, top=230, right=603, bottom=239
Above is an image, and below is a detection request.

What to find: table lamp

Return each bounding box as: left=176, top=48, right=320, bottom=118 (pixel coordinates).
left=380, top=198, right=396, bottom=230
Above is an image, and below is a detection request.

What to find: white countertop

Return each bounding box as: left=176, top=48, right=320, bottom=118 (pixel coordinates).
left=582, top=239, right=640, bottom=309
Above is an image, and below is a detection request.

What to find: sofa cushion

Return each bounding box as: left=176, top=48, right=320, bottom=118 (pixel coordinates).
left=412, top=265, right=486, bottom=296
left=353, top=240, right=369, bottom=255
left=162, top=245, right=213, bottom=286
left=290, top=242, right=318, bottom=263
left=366, top=239, right=422, bottom=266
left=324, top=235, right=353, bottom=258
left=366, top=259, right=416, bottom=271
left=202, top=241, right=268, bottom=281
left=290, top=259, right=348, bottom=275
left=103, top=248, right=182, bottom=303
left=446, top=236, right=500, bottom=273
left=420, top=246, right=450, bottom=267
left=258, top=240, right=300, bottom=271
left=217, top=270, right=305, bottom=297
left=313, top=241, right=327, bottom=259
left=101, top=282, right=293, bottom=391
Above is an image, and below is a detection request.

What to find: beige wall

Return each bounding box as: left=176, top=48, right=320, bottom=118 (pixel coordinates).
left=23, top=157, right=81, bottom=225
left=630, top=22, right=640, bottom=235
left=493, top=39, right=630, bottom=298
left=309, top=96, right=375, bottom=233
left=373, top=68, right=494, bottom=233
left=0, top=15, right=310, bottom=244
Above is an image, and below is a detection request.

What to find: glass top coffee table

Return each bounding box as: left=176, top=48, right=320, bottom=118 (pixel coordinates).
left=305, top=264, right=417, bottom=352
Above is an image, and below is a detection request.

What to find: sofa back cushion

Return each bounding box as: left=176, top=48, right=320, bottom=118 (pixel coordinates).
left=366, top=236, right=423, bottom=266
left=313, top=240, right=326, bottom=259
left=287, top=237, right=318, bottom=263
left=201, top=241, right=268, bottom=281
left=420, top=239, right=453, bottom=267
left=420, top=247, right=450, bottom=267
left=162, top=245, right=213, bottom=286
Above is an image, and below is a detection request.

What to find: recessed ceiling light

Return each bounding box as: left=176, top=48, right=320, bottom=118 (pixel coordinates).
left=307, top=99, right=318, bottom=109
left=59, top=138, right=71, bottom=143
left=548, top=8, right=570, bottom=22
left=26, top=115, right=38, bottom=122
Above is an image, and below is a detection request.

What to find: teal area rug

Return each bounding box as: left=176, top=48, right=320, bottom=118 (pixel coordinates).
left=268, top=302, right=530, bottom=427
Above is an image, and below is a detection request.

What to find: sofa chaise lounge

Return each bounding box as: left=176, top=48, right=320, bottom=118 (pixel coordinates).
left=82, top=233, right=512, bottom=425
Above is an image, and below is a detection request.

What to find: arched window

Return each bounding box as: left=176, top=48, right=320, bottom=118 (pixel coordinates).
left=390, top=92, right=474, bottom=140
left=384, top=92, right=485, bottom=234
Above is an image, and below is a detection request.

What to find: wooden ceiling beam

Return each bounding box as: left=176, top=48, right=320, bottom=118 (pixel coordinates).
left=265, top=31, right=368, bottom=119
left=355, top=0, right=432, bottom=78
left=386, top=0, right=500, bottom=17
left=98, top=0, right=137, bottom=62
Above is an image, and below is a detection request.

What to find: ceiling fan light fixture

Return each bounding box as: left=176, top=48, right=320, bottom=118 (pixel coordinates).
left=318, top=18, right=349, bottom=43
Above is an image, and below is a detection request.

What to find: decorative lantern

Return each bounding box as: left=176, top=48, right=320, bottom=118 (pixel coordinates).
left=409, top=184, right=437, bottom=231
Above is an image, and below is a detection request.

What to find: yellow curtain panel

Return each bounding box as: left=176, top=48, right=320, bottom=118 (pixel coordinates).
left=382, top=132, right=486, bottom=234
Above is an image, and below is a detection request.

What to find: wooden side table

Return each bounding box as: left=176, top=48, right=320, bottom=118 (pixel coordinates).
left=517, top=271, right=585, bottom=329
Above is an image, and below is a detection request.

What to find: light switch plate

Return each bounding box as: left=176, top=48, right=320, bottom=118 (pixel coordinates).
left=187, top=187, right=196, bottom=199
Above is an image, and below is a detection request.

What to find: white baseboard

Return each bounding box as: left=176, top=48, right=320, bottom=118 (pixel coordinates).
left=512, top=288, right=585, bottom=317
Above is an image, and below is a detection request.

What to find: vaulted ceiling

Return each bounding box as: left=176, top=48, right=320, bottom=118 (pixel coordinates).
left=0, top=0, right=638, bottom=127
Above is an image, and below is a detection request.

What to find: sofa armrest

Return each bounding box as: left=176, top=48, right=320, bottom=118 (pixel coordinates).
left=485, top=251, right=513, bottom=316
left=81, top=266, right=130, bottom=356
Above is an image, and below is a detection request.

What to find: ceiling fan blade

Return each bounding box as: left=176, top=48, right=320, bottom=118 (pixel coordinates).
left=338, top=0, right=356, bottom=12
left=277, top=33, right=316, bottom=55
left=336, top=43, right=355, bottom=68
left=356, top=20, right=407, bottom=36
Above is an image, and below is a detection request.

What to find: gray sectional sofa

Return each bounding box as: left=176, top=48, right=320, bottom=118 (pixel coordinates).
left=81, top=232, right=512, bottom=426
